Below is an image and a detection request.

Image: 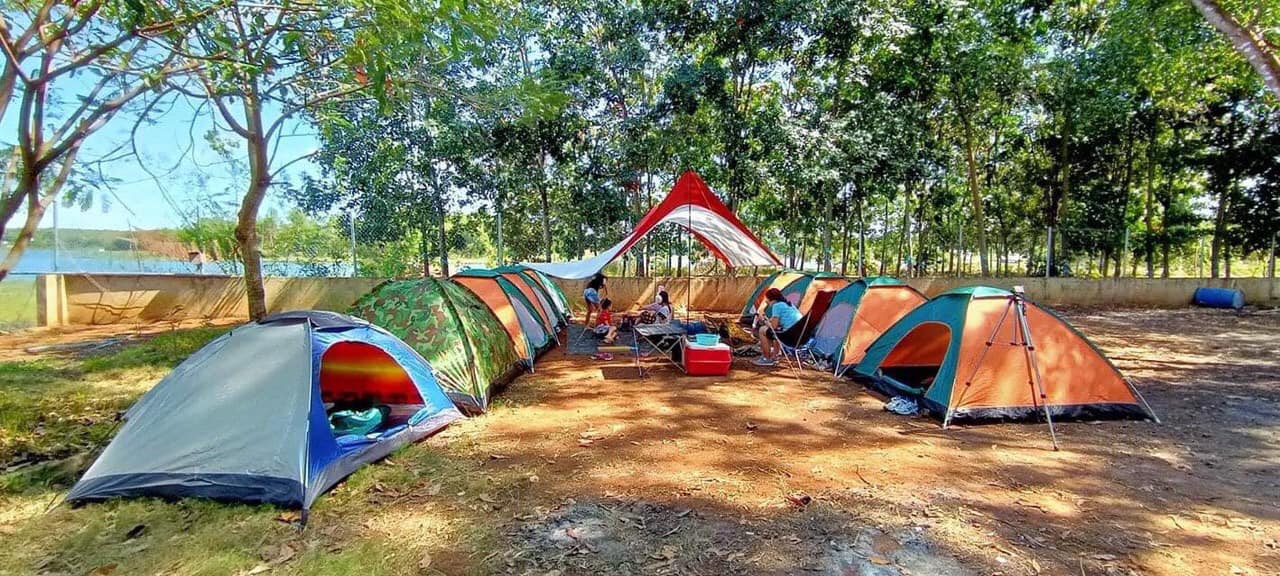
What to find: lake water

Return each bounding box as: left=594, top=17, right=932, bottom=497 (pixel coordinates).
left=10, top=248, right=353, bottom=277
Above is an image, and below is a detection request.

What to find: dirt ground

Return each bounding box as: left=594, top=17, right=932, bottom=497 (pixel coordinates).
left=2, top=308, right=1278, bottom=575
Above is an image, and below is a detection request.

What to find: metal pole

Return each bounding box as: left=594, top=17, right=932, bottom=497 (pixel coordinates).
left=686, top=196, right=692, bottom=323
left=1045, top=226, right=1053, bottom=279
left=52, top=199, right=59, bottom=272
left=496, top=197, right=504, bottom=266
left=348, top=211, right=357, bottom=278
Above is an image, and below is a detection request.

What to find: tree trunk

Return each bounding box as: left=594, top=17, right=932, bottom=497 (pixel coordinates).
left=1048, top=109, right=1072, bottom=277
left=235, top=92, right=272, bottom=320
left=857, top=195, right=866, bottom=276
left=895, top=188, right=910, bottom=276
left=878, top=199, right=890, bottom=276
left=495, top=189, right=504, bottom=266
left=0, top=146, right=81, bottom=282
left=961, top=113, right=990, bottom=276
left=420, top=225, right=431, bottom=277
left=1267, top=232, right=1276, bottom=278
left=437, top=201, right=450, bottom=277
left=1189, top=0, right=1280, bottom=101
left=1116, top=115, right=1136, bottom=279
left=786, top=228, right=796, bottom=269
left=840, top=191, right=851, bottom=276
left=1211, top=180, right=1230, bottom=278
left=1144, top=124, right=1157, bottom=279
left=539, top=151, right=551, bottom=262
left=821, top=184, right=835, bottom=272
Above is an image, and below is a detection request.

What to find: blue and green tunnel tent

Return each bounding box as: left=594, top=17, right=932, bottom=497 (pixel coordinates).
left=807, top=277, right=928, bottom=375
left=852, top=286, right=1158, bottom=424
left=67, top=311, right=463, bottom=512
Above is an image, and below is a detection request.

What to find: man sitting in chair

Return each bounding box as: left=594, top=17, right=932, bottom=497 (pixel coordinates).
left=754, top=288, right=801, bottom=367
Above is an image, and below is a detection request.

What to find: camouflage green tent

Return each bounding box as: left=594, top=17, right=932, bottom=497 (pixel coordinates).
left=349, top=278, right=522, bottom=413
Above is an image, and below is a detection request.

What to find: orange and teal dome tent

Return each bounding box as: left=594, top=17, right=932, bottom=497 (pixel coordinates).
left=349, top=279, right=524, bottom=413
left=808, top=277, right=928, bottom=376
left=853, top=286, right=1157, bottom=426
left=493, top=267, right=565, bottom=334
left=739, top=270, right=846, bottom=325
left=452, top=269, right=555, bottom=366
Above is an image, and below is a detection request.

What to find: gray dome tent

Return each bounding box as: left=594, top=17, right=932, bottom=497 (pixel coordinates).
left=67, top=311, right=462, bottom=513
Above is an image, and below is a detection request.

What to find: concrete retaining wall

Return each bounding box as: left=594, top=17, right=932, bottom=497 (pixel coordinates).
left=39, top=273, right=385, bottom=325
left=548, top=276, right=1280, bottom=313
left=33, top=273, right=1279, bottom=326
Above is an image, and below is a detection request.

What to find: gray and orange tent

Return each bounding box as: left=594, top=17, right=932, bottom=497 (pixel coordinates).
left=739, top=271, right=849, bottom=326
left=808, top=277, right=928, bottom=376
left=853, top=286, right=1157, bottom=425
left=496, top=265, right=571, bottom=326
left=453, top=269, right=556, bottom=366
left=494, top=266, right=566, bottom=334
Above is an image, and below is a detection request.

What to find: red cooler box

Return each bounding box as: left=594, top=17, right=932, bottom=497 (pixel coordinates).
left=682, top=338, right=732, bottom=376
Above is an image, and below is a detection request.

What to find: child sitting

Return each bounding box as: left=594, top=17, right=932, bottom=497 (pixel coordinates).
left=594, top=298, right=619, bottom=344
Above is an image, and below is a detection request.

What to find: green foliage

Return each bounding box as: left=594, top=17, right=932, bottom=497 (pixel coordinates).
left=273, top=0, right=1280, bottom=278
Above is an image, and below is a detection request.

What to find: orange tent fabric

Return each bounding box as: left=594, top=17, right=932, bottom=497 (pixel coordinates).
left=453, top=276, right=534, bottom=363
left=854, top=286, right=1156, bottom=423
left=838, top=286, right=930, bottom=367
left=799, top=276, right=852, bottom=315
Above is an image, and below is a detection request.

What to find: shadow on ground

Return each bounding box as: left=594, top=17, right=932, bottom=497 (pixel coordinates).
left=0, top=309, right=1276, bottom=575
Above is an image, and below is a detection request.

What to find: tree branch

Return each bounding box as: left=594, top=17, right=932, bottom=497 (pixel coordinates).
left=198, top=72, right=252, bottom=137
left=269, top=149, right=318, bottom=180
left=266, top=83, right=368, bottom=140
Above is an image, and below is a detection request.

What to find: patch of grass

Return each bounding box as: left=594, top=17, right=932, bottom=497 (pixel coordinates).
left=81, top=327, right=229, bottom=373
left=0, top=276, right=36, bottom=330
left=0, top=324, right=509, bottom=576
left=0, top=327, right=228, bottom=489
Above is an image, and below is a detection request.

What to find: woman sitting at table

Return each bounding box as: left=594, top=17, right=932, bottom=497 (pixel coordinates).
left=653, top=291, right=673, bottom=324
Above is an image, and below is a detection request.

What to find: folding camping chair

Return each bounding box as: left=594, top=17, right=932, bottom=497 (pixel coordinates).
left=759, top=290, right=837, bottom=372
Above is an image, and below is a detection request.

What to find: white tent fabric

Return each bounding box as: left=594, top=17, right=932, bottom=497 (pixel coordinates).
left=524, top=171, right=781, bottom=279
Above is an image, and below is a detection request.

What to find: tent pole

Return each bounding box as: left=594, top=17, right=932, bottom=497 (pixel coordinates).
left=1014, top=293, right=1059, bottom=451
left=686, top=193, right=692, bottom=323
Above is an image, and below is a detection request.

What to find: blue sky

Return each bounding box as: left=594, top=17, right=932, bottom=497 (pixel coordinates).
left=5, top=92, right=319, bottom=231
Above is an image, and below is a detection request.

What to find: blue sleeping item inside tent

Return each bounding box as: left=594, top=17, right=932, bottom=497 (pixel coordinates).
left=67, top=311, right=463, bottom=512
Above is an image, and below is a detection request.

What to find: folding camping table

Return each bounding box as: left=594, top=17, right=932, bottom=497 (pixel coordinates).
left=633, top=323, right=687, bottom=376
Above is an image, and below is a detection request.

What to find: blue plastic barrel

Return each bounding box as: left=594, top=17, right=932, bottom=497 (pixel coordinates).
left=1193, top=287, right=1245, bottom=310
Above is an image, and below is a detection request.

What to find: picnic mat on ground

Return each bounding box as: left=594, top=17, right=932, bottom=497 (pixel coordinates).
left=567, top=324, right=661, bottom=355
